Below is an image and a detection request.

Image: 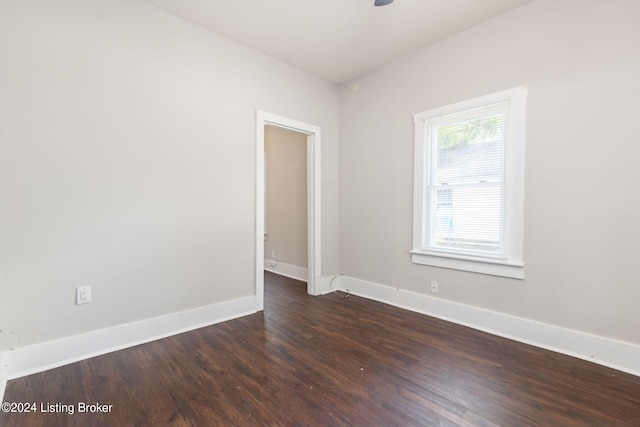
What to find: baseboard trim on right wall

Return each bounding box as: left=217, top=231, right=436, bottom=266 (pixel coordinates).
left=337, top=275, right=640, bottom=378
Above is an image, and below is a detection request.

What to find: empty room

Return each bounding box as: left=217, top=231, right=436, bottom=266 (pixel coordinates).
left=1, top=0, right=639, bottom=425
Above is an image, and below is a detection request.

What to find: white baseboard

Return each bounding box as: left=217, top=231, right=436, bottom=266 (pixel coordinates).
left=338, top=275, right=640, bottom=377
left=314, top=274, right=341, bottom=295
left=263, top=260, right=336, bottom=297
left=0, top=295, right=257, bottom=383
left=264, top=259, right=308, bottom=282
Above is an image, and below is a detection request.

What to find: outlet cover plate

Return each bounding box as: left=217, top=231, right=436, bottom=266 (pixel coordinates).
left=76, top=286, right=91, bottom=305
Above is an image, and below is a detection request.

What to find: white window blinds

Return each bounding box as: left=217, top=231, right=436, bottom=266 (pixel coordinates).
left=425, top=101, right=509, bottom=258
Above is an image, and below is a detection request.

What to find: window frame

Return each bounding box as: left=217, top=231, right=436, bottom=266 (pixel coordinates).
left=411, top=87, right=526, bottom=279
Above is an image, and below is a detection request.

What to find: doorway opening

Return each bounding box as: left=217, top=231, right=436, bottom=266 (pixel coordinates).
left=255, top=111, right=321, bottom=311
left=264, top=126, right=308, bottom=282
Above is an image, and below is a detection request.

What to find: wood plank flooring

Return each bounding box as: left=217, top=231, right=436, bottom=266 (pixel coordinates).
left=2, top=272, right=640, bottom=426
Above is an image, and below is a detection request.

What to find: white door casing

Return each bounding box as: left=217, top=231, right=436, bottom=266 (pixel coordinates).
left=255, top=110, right=321, bottom=310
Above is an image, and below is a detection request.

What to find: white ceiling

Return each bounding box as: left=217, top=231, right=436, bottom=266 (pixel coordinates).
left=143, top=0, right=532, bottom=83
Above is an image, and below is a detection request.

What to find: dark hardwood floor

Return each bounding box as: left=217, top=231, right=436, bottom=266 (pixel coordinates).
left=2, top=272, right=640, bottom=426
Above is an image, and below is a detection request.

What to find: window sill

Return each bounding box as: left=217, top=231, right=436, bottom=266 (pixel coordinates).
left=410, top=250, right=524, bottom=279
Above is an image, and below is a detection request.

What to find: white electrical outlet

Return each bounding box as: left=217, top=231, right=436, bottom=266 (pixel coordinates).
left=76, top=286, right=91, bottom=305
left=430, top=280, right=439, bottom=293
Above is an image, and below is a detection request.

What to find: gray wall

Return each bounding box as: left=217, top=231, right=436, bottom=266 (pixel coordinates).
left=265, top=126, right=308, bottom=269
left=0, top=0, right=339, bottom=350
left=338, top=0, right=640, bottom=345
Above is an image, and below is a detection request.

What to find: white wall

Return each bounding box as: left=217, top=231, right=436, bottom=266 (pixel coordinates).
left=0, top=0, right=339, bottom=351
left=339, top=0, right=640, bottom=345
left=265, top=126, right=308, bottom=268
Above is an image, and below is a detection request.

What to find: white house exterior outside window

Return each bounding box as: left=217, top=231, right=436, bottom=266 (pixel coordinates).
left=412, top=87, right=526, bottom=279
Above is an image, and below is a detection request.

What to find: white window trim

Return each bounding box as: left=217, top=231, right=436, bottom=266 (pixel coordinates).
left=411, top=86, right=526, bottom=279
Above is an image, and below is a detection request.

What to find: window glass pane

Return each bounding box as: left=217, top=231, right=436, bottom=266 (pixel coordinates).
left=433, top=112, right=506, bottom=185
left=431, top=185, right=502, bottom=254
left=426, top=102, right=509, bottom=257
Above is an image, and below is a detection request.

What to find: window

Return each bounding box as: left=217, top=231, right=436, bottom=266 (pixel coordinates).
left=412, top=87, right=526, bottom=279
